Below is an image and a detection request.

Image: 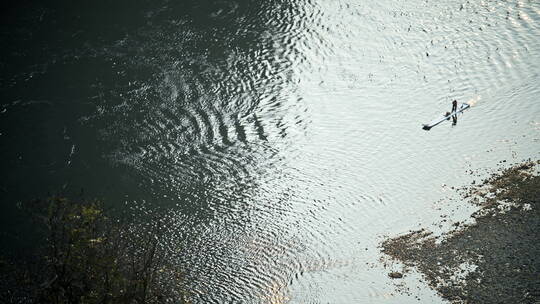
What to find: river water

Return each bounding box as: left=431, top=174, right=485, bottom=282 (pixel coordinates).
left=1, top=0, right=539, bottom=303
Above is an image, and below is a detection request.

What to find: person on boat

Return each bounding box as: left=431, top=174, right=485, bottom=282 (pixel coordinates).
left=452, top=100, right=458, bottom=125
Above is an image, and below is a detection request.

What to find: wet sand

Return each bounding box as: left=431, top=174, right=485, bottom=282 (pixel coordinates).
left=381, top=160, right=540, bottom=303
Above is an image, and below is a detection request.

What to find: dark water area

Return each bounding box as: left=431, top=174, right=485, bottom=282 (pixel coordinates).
left=1, top=0, right=539, bottom=302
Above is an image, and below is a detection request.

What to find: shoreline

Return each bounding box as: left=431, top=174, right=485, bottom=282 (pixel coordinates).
left=381, top=160, right=540, bottom=303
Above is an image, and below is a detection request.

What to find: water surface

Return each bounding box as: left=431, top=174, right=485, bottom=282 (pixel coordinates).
left=1, top=0, right=539, bottom=302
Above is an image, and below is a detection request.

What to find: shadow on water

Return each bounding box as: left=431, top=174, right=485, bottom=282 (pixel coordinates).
left=1, top=0, right=321, bottom=302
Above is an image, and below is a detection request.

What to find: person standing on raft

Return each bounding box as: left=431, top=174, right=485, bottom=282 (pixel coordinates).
left=445, top=100, right=458, bottom=121
left=451, top=99, right=458, bottom=125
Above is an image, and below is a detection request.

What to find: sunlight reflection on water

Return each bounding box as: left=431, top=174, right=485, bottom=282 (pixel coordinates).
left=1, top=0, right=539, bottom=302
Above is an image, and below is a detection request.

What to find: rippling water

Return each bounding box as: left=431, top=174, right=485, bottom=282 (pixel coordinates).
left=1, top=0, right=540, bottom=302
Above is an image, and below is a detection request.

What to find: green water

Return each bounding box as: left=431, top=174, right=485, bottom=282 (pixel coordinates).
left=1, top=0, right=539, bottom=302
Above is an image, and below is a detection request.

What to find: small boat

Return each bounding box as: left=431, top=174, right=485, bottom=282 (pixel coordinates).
left=422, top=103, right=470, bottom=130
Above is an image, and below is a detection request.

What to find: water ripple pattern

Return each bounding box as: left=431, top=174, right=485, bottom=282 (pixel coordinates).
left=1, top=0, right=539, bottom=303
left=64, top=0, right=540, bottom=302
left=81, top=1, right=324, bottom=302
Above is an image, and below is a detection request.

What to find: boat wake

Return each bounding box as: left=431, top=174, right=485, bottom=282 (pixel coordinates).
left=466, top=96, right=481, bottom=107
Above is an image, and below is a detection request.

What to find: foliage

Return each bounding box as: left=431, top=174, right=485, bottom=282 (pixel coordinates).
left=1, top=197, right=188, bottom=304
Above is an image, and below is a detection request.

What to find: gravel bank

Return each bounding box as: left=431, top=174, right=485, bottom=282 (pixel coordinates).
left=381, top=160, right=540, bottom=303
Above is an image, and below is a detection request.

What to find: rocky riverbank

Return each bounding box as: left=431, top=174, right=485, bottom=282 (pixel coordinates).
left=381, top=160, right=540, bottom=303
